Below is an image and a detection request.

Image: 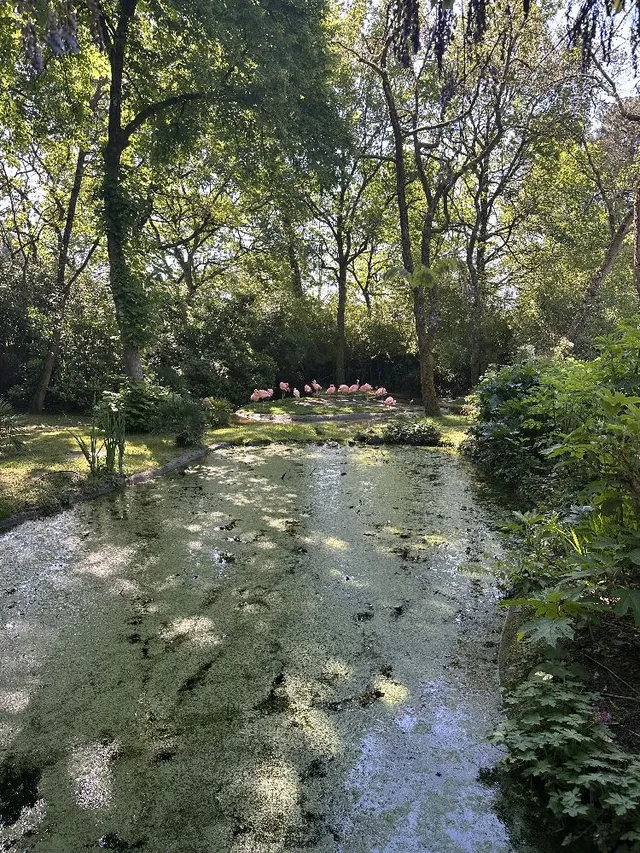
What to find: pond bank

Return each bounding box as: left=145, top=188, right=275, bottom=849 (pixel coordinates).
left=0, top=411, right=470, bottom=532
left=0, top=444, right=538, bottom=852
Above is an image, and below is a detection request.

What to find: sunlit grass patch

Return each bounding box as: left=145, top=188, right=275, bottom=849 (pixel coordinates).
left=0, top=418, right=193, bottom=520
left=436, top=414, right=472, bottom=448
left=209, top=421, right=361, bottom=444
left=214, top=414, right=471, bottom=448
left=240, top=398, right=384, bottom=416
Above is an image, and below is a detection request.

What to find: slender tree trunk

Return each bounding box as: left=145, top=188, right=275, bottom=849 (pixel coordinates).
left=635, top=184, right=640, bottom=303
left=418, top=214, right=441, bottom=417
left=568, top=207, right=633, bottom=343
left=335, top=263, right=347, bottom=384
left=468, top=251, right=486, bottom=386
left=412, top=284, right=440, bottom=415
left=362, top=285, right=373, bottom=317
left=381, top=73, right=412, bottom=274
left=30, top=149, right=88, bottom=414
left=468, top=166, right=489, bottom=387
left=104, top=0, right=145, bottom=381
left=382, top=70, right=439, bottom=415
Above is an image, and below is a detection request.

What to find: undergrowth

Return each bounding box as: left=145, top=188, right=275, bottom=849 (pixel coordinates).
left=465, top=322, right=640, bottom=851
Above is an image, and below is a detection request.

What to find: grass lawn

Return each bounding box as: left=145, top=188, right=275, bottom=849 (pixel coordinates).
left=0, top=411, right=472, bottom=522
left=0, top=419, right=183, bottom=521
left=240, top=397, right=386, bottom=416
left=210, top=413, right=471, bottom=449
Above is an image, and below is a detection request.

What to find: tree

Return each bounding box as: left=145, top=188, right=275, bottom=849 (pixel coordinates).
left=6, top=0, right=340, bottom=380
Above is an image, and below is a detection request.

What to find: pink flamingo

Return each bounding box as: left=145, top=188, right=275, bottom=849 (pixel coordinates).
left=266, top=388, right=274, bottom=399
left=311, top=380, right=322, bottom=392
left=250, top=389, right=261, bottom=402
left=375, top=387, right=387, bottom=398
left=326, top=384, right=336, bottom=394
left=293, top=388, right=300, bottom=398
left=348, top=380, right=360, bottom=393
left=279, top=381, right=290, bottom=398
left=304, top=384, right=312, bottom=394
left=360, top=383, right=373, bottom=392
left=383, top=396, right=396, bottom=407
left=338, top=383, right=349, bottom=393
left=256, top=389, right=271, bottom=400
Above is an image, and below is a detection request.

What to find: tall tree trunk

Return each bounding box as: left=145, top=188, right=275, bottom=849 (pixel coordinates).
left=568, top=207, right=633, bottom=343
left=413, top=284, right=440, bottom=415
left=382, top=70, right=439, bottom=415
left=335, top=263, right=347, bottom=385
left=418, top=214, right=441, bottom=417
left=30, top=149, right=88, bottom=414
left=635, top=184, right=640, bottom=303
left=468, top=165, right=489, bottom=387
left=103, top=0, right=145, bottom=381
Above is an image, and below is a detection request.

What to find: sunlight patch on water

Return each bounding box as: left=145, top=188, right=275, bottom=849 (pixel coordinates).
left=322, top=536, right=349, bottom=551
left=293, top=709, right=341, bottom=755
left=373, top=677, right=409, bottom=707
left=76, top=545, right=138, bottom=579
left=69, top=740, right=119, bottom=810
left=160, top=616, right=222, bottom=648
left=0, top=690, right=30, bottom=713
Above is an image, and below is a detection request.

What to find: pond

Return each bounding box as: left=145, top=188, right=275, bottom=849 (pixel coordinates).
left=1, top=444, right=531, bottom=852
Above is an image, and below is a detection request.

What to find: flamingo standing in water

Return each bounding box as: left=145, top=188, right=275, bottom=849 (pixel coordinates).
left=348, top=380, right=360, bottom=393
left=326, top=384, right=336, bottom=394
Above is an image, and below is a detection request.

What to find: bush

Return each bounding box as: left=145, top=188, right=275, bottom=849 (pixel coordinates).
left=100, top=382, right=210, bottom=447
left=464, top=324, right=640, bottom=503
left=201, top=397, right=233, bottom=428
left=156, top=394, right=207, bottom=448
left=378, top=416, right=442, bottom=446
left=101, top=382, right=171, bottom=433
left=493, top=674, right=640, bottom=851
left=468, top=323, right=640, bottom=851
left=73, top=401, right=126, bottom=476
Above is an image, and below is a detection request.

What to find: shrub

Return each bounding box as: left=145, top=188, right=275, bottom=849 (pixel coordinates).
left=379, top=416, right=442, bottom=446
left=101, top=382, right=171, bottom=433
left=73, top=402, right=126, bottom=476
left=470, top=323, right=640, bottom=850
left=201, top=397, right=233, bottom=429
left=156, top=394, right=207, bottom=448
left=100, top=382, right=211, bottom=447
left=493, top=673, right=640, bottom=851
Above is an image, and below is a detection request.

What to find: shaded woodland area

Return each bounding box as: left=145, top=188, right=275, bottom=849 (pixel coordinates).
left=1, top=0, right=639, bottom=417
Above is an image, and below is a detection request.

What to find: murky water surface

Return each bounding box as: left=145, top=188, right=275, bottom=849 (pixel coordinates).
left=1, top=445, right=521, bottom=852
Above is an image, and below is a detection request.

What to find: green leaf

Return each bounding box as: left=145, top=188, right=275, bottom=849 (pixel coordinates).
left=612, top=588, right=640, bottom=626
left=518, top=617, right=575, bottom=647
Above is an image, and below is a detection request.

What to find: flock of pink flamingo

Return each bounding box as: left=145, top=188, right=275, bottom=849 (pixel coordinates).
left=249, top=380, right=396, bottom=407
